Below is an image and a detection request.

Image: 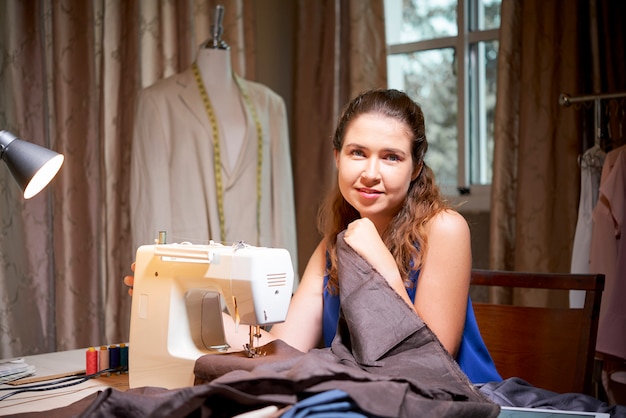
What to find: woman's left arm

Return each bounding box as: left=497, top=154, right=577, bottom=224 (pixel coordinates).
left=414, top=210, right=472, bottom=357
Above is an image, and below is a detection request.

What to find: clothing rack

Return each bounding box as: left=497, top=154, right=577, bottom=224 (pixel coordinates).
left=559, top=91, right=626, bottom=105
left=559, top=91, right=626, bottom=148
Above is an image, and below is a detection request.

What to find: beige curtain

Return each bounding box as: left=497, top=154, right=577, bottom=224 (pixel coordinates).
left=0, top=0, right=256, bottom=358
left=490, top=0, right=625, bottom=306
left=292, top=0, right=387, bottom=273
left=0, top=0, right=385, bottom=358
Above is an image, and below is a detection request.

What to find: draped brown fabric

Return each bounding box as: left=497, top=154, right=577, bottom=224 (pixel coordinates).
left=490, top=0, right=626, bottom=307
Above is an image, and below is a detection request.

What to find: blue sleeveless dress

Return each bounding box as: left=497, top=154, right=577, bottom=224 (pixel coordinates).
left=322, top=268, right=502, bottom=385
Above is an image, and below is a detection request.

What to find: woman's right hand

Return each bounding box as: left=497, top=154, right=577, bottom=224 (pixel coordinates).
left=344, top=218, right=415, bottom=312
left=123, top=262, right=136, bottom=296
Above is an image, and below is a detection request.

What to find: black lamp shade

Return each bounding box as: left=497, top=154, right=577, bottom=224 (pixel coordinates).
left=0, top=130, right=65, bottom=199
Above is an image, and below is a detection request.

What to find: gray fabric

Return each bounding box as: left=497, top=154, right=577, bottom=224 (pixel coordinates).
left=479, top=377, right=626, bottom=417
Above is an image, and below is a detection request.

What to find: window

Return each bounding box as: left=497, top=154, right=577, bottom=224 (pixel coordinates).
left=384, top=0, right=501, bottom=211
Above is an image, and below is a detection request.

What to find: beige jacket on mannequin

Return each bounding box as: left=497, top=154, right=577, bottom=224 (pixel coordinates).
left=130, top=48, right=298, bottom=276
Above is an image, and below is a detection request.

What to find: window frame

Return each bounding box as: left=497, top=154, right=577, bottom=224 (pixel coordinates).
left=385, top=0, right=500, bottom=212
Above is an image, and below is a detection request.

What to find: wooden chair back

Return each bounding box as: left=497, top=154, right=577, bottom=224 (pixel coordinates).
left=471, top=269, right=604, bottom=396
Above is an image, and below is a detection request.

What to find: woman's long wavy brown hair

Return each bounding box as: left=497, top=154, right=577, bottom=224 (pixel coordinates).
left=318, top=89, right=449, bottom=294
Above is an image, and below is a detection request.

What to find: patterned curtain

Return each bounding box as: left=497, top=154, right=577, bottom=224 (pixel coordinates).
left=490, top=0, right=591, bottom=306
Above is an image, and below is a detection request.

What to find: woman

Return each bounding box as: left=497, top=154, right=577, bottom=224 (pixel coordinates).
left=125, top=88, right=501, bottom=384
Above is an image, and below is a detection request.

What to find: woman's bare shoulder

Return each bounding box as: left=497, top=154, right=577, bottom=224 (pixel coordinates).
left=426, top=209, right=470, bottom=238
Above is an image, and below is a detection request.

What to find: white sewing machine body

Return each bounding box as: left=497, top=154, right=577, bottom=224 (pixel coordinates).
left=128, top=241, right=294, bottom=389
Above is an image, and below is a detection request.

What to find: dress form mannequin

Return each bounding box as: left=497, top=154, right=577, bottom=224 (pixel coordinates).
left=130, top=4, right=299, bottom=283
left=195, top=47, right=246, bottom=171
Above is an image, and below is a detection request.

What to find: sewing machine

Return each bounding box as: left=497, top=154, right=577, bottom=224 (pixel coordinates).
left=128, top=240, right=294, bottom=389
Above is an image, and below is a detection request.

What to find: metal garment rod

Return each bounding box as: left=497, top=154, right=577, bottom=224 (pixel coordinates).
left=559, top=92, right=626, bottom=146
left=559, top=91, right=626, bottom=106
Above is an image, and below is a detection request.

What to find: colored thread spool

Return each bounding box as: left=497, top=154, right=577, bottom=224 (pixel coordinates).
left=99, top=346, right=109, bottom=373
left=86, top=347, right=98, bottom=375
left=119, top=343, right=129, bottom=371
left=109, top=345, right=120, bottom=370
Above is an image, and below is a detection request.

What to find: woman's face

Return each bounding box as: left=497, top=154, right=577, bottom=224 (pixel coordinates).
left=335, top=113, right=417, bottom=232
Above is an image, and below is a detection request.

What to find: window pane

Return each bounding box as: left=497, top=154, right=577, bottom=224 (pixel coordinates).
left=384, top=0, right=458, bottom=45
left=469, top=0, right=501, bottom=31
left=468, top=40, right=498, bottom=185
left=387, top=49, right=458, bottom=187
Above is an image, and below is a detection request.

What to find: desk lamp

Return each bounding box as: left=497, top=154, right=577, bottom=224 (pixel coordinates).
left=0, top=130, right=64, bottom=199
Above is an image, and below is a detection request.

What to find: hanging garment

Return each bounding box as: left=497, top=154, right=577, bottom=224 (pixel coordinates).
left=590, top=145, right=626, bottom=360
left=570, top=144, right=605, bottom=307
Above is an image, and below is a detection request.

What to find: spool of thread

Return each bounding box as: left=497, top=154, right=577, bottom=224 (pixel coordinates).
left=85, top=347, right=98, bottom=375
left=99, top=346, right=109, bottom=374
left=109, top=345, right=120, bottom=370
left=119, top=343, right=129, bottom=371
